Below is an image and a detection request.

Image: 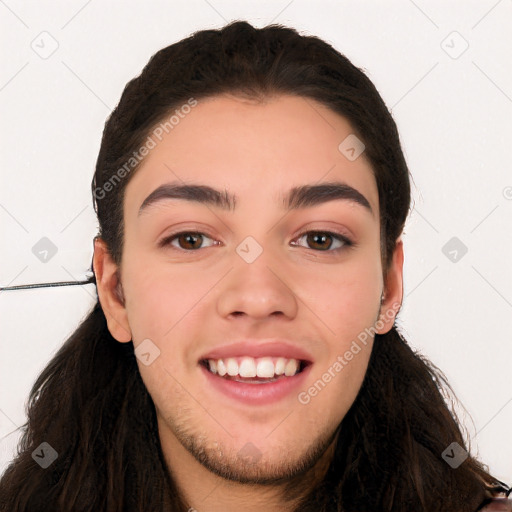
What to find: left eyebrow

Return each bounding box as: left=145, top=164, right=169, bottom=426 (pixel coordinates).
left=137, top=180, right=374, bottom=217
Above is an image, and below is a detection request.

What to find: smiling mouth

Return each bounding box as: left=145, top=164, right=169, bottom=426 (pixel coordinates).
left=199, top=357, right=311, bottom=383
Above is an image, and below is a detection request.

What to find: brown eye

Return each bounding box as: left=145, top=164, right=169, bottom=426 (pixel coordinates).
left=159, top=231, right=216, bottom=251
left=306, top=232, right=334, bottom=250
left=176, top=233, right=203, bottom=250
left=159, top=230, right=353, bottom=253
left=292, top=231, right=352, bottom=252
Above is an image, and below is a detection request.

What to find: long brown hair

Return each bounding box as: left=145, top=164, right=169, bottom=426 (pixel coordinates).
left=1, top=20, right=509, bottom=511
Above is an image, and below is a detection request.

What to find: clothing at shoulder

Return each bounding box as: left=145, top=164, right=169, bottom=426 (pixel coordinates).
left=481, top=498, right=512, bottom=511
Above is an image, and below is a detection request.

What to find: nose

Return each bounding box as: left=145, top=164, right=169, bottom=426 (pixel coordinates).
left=216, top=251, right=299, bottom=322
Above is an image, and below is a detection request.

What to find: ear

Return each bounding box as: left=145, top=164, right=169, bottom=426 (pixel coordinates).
left=93, top=237, right=132, bottom=343
left=376, top=237, right=404, bottom=334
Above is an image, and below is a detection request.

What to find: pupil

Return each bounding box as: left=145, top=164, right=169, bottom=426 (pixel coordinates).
left=182, top=233, right=201, bottom=249
left=309, top=232, right=331, bottom=250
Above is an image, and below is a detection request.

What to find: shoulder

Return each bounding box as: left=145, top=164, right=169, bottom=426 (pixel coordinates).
left=480, top=498, right=512, bottom=511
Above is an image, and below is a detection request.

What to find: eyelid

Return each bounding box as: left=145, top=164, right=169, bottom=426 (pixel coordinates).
left=291, top=221, right=355, bottom=242
left=156, top=222, right=219, bottom=246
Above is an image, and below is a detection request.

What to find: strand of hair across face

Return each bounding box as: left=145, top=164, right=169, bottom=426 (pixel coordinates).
left=0, top=274, right=96, bottom=291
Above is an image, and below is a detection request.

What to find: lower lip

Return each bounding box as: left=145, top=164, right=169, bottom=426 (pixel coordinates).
left=199, top=363, right=312, bottom=405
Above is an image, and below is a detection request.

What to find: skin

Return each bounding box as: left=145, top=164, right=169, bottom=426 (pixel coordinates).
left=93, top=93, right=404, bottom=511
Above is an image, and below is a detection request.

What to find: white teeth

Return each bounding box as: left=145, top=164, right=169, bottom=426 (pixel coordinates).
left=275, top=357, right=286, bottom=375
left=256, top=357, right=275, bottom=378
left=217, top=359, right=227, bottom=377
left=239, top=357, right=256, bottom=378
left=284, top=359, right=299, bottom=376
left=226, top=358, right=238, bottom=376
left=205, top=356, right=303, bottom=378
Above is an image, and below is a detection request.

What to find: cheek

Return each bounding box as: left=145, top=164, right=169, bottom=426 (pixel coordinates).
left=121, top=257, right=214, bottom=395
left=296, top=254, right=381, bottom=408
left=123, top=282, right=168, bottom=341
left=122, top=265, right=196, bottom=410
left=298, top=326, right=374, bottom=432
left=122, top=254, right=203, bottom=340
left=296, top=253, right=383, bottom=333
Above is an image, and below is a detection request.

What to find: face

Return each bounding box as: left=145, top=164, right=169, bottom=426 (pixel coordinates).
left=94, top=93, right=403, bottom=486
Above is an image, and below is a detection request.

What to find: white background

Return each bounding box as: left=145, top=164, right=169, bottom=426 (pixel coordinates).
left=1, top=0, right=511, bottom=486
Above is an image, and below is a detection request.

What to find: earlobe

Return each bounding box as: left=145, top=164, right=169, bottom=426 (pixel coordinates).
left=376, top=238, right=404, bottom=334
left=93, top=238, right=132, bottom=343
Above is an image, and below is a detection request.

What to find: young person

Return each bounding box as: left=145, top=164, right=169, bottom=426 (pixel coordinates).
left=1, top=20, right=510, bottom=512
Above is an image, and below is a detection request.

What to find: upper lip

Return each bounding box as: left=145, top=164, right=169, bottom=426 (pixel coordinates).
left=199, top=340, right=314, bottom=363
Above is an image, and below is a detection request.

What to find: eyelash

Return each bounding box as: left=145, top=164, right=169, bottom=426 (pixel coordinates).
left=158, top=230, right=354, bottom=254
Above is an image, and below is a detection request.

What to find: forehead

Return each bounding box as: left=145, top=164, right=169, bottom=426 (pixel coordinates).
left=124, top=94, right=379, bottom=219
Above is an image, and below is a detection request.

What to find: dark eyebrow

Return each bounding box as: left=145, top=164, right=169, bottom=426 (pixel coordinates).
left=284, top=181, right=373, bottom=215
left=138, top=180, right=373, bottom=216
